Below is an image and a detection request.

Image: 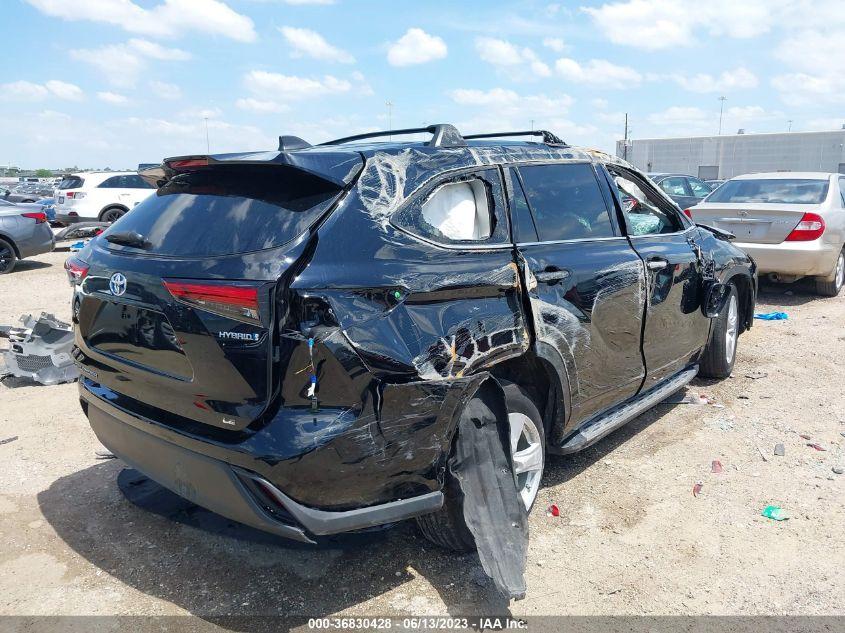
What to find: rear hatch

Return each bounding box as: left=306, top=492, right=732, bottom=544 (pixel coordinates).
left=55, top=175, right=85, bottom=213
left=75, top=161, right=352, bottom=432
left=692, top=177, right=830, bottom=243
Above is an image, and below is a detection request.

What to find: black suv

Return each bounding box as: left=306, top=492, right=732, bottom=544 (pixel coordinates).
left=69, top=125, right=756, bottom=553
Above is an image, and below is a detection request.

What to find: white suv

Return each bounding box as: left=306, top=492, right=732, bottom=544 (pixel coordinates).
left=54, top=172, right=156, bottom=224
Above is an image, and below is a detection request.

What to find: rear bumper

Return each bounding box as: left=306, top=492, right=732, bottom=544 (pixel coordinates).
left=80, top=382, right=446, bottom=542
left=17, top=223, right=55, bottom=258
left=734, top=240, right=841, bottom=277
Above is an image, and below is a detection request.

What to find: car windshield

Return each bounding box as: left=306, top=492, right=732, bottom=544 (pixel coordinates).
left=707, top=178, right=829, bottom=204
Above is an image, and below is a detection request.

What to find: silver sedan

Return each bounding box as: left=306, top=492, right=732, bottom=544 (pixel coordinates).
left=689, top=172, right=845, bottom=296
left=0, top=199, right=55, bottom=274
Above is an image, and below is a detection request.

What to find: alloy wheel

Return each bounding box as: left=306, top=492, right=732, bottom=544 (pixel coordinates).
left=0, top=243, right=13, bottom=273
left=509, top=412, right=544, bottom=511
left=103, top=209, right=125, bottom=223
left=725, top=294, right=738, bottom=363
left=835, top=252, right=844, bottom=291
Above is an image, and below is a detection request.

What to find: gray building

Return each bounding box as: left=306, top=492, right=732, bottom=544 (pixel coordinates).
left=616, top=129, right=845, bottom=180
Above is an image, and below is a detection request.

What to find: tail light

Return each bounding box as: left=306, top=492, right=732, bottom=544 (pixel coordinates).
left=21, top=212, right=47, bottom=224
left=65, top=191, right=86, bottom=199
left=64, top=256, right=89, bottom=284
left=168, top=158, right=209, bottom=169
left=683, top=208, right=692, bottom=219
left=163, top=280, right=260, bottom=324
left=785, top=212, right=825, bottom=241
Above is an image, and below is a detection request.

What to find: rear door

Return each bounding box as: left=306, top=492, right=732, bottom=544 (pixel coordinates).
left=511, top=162, right=646, bottom=427
left=692, top=177, right=833, bottom=243
left=75, top=163, right=347, bottom=432
left=609, top=167, right=710, bottom=385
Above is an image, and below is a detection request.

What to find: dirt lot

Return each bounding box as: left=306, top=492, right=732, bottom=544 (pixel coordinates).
left=1, top=250, right=843, bottom=624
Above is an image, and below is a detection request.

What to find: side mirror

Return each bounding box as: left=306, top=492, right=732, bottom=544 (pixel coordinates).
left=702, top=282, right=730, bottom=318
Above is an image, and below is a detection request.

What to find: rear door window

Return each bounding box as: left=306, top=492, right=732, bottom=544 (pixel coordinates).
left=392, top=168, right=510, bottom=245
left=508, top=168, right=538, bottom=243
left=659, top=177, right=690, bottom=197
left=102, top=165, right=342, bottom=257
left=517, top=163, right=614, bottom=241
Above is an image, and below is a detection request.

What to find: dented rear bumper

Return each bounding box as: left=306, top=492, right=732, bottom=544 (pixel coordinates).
left=79, top=373, right=484, bottom=538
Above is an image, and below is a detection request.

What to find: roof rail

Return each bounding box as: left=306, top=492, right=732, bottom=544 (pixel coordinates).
left=463, top=130, right=566, bottom=145
left=319, top=124, right=466, bottom=148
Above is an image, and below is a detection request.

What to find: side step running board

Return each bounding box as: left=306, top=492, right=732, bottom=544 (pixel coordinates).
left=550, top=365, right=699, bottom=455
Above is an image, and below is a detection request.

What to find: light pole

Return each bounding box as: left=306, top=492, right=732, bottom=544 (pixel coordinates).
left=718, top=96, right=727, bottom=135
left=787, top=120, right=793, bottom=132
left=204, top=117, right=210, bottom=154
left=386, top=101, right=394, bottom=139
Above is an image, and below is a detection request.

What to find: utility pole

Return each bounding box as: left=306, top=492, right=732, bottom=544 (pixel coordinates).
left=530, top=119, right=535, bottom=131
left=204, top=117, right=210, bottom=154
left=623, top=113, right=629, bottom=161
left=787, top=119, right=793, bottom=132
left=385, top=101, right=394, bottom=140
left=718, top=96, right=727, bottom=135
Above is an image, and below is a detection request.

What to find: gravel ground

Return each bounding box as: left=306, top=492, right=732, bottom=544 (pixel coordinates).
left=0, top=250, right=843, bottom=623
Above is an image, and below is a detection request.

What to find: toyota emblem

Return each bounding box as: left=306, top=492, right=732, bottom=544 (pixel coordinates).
left=109, top=272, right=127, bottom=296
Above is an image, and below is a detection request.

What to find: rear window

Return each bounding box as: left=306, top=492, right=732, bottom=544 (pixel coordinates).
left=58, top=176, right=84, bottom=190
left=102, top=165, right=341, bottom=257
left=707, top=178, right=830, bottom=204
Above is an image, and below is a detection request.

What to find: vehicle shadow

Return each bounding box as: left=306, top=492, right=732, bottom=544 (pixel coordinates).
left=37, top=461, right=515, bottom=628
left=541, top=399, right=682, bottom=488
left=9, top=259, right=52, bottom=272
left=756, top=279, right=822, bottom=307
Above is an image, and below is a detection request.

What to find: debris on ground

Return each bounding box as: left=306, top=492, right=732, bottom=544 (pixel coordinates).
left=693, top=482, right=703, bottom=497
left=761, top=506, right=790, bottom=521
left=745, top=371, right=768, bottom=380
left=711, top=460, right=723, bottom=473
left=756, top=445, right=769, bottom=462
left=0, top=436, right=18, bottom=446
left=0, top=313, right=79, bottom=386
left=95, top=450, right=116, bottom=460
left=754, top=312, right=789, bottom=321
left=799, top=434, right=812, bottom=440
left=832, top=466, right=844, bottom=475
left=548, top=504, right=560, bottom=517
left=774, top=444, right=785, bottom=457
left=806, top=443, right=826, bottom=451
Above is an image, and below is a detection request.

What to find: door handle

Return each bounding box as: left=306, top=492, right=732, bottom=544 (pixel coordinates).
left=534, top=267, right=571, bottom=284
left=647, top=258, right=669, bottom=271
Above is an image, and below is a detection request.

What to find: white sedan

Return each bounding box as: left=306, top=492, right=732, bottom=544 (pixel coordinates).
left=689, top=172, right=845, bottom=296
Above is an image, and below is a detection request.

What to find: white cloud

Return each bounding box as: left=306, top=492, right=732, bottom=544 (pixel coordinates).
left=243, top=71, right=351, bottom=100
left=645, top=104, right=782, bottom=136
left=235, top=98, right=290, bottom=113
left=26, top=0, right=256, bottom=42
left=149, top=81, right=182, bottom=100
left=542, top=37, right=567, bottom=53
left=664, top=67, right=758, bottom=93
left=70, top=39, right=190, bottom=87
left=280, top=26, right=354, bottom=63
left=0, top=79, right=83, bottom=101
left=387, top=28, right=448, bottom=66
left=555, top=58, right=641, bottom=88
left=772, top=29, right=845, bottom=106
left=475, top=37, right=551, bottom=78
left=0, top=81, right=49, bottom=101
left=583, top=0, right=774, bottom=50
left=449, top=88, right=573, bottom=120
left=282, top=0, right=335, bottom=4
left=97, top=91, right=129, bottom=105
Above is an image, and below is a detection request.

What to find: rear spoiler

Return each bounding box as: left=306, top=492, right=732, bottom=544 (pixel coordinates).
left=139, top=149, right=364, bottom=189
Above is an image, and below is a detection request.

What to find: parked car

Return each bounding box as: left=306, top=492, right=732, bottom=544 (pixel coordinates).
left=648, top=173, right=713, bottom=210
left=69, top=126, right=756, bottom=550
left=690, top=172, right=845, bottom=296
left=3, top=183, right=50, bottom=203
left=35, top=197, right=56, bottom=224
left=54, top=172, right=156, bottom=224
left=0, top=198, right=55, bottom=274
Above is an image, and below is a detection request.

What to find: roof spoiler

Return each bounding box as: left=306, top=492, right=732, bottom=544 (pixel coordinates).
left=138, top=149, right=363, bottom=189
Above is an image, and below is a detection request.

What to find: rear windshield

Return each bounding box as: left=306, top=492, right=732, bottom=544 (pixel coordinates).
left=707, top=178, right=829, bottom=204
left=58, top=176, right=84, bottom=190
left=102, top=165, right=342, bottom=257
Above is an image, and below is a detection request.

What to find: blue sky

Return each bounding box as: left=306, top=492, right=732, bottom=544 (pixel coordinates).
left=1, top=0, right=843, bottom=169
